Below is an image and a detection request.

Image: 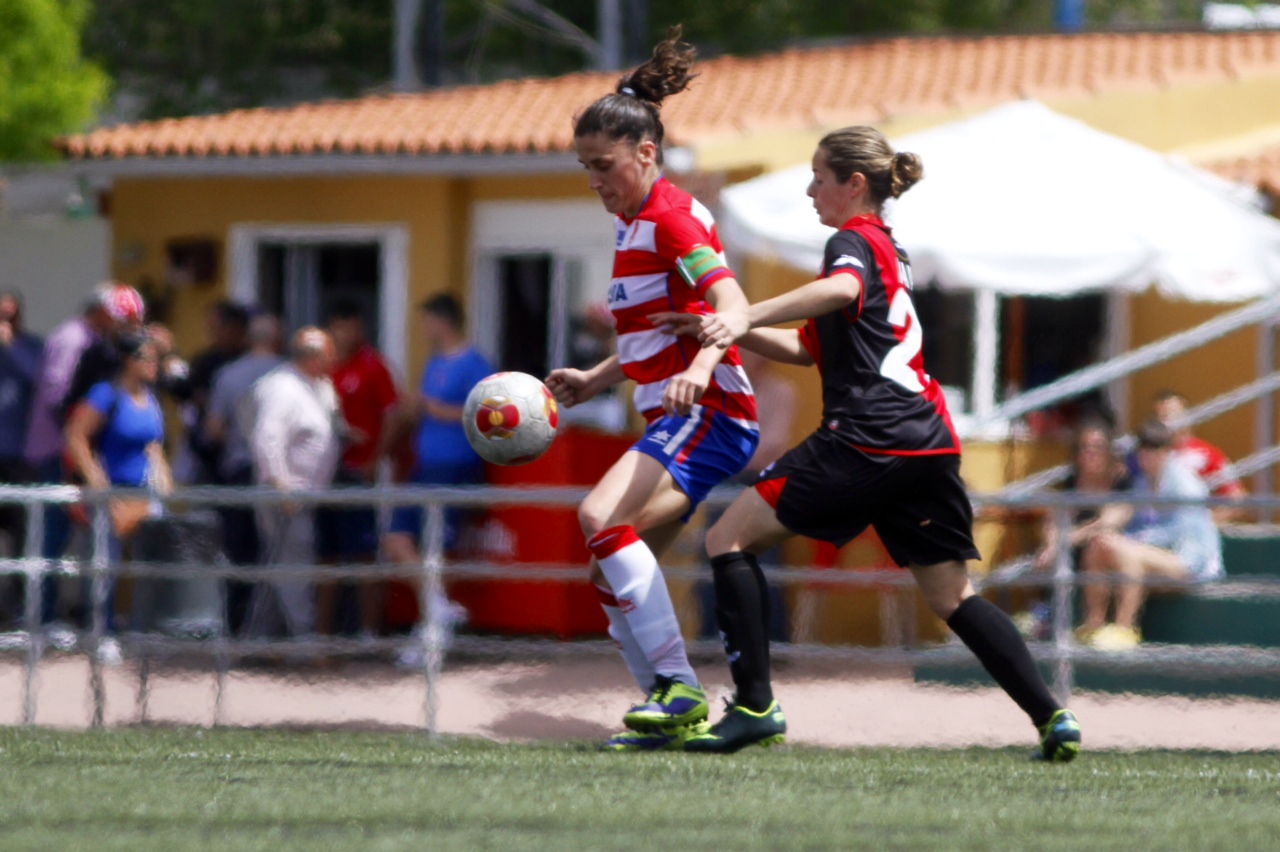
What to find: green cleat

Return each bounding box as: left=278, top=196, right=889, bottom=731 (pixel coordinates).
left=682, top=699, right=787, bottom=753
left=1035, top=709, right=1082, bottom=762
left=622, top=675, right=710, bottom=732
left=602, top=722, right=709, bottom=752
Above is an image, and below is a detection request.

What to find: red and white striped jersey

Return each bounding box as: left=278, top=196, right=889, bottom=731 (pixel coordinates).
left=607, top=177, right=758, bottom=430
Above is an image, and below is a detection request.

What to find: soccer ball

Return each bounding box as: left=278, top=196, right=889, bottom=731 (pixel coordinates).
left=463, top=371, right=560, bottom=465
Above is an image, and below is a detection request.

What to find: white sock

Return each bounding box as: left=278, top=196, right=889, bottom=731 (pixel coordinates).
left=587, top=525, right=698, bottom=687
left=594, top=583, right=655, bottom=692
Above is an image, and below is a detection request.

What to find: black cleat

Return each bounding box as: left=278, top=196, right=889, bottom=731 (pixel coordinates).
left=682, top=699, right=787, bottom=753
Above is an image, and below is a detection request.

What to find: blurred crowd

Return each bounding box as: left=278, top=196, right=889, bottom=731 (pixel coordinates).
left=0, top=282, right=492, bottom=664
left=1024, top=393, right=1247, bottom=651
left=0, top=281, right=1254, bottom=662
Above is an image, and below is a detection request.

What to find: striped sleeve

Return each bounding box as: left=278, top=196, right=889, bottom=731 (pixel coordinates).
left=655, top=212, right=734, bottom=296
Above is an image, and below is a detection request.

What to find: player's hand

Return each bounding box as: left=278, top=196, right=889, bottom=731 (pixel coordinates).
left=704, top=307, right=750, bottom=349
left=691, top=310, right=749, bottom=350
left=0, top=321, right=13, bottom=347
left=663, top=365, right=710, bottom=417
left=648, top=310, right=746, bottom=350
left=545, top=367, right=597, bottom=408
left=648, top=312, right=705, bottom=338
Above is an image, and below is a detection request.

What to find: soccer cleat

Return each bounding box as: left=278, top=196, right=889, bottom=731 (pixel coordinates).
left=682, top=699, right=787, bottom=753
left=1035, top=709, right=1082, bottom=763
left=601, top=723, right=707, bottom=752
left=622, top=675, right=710, bottom=732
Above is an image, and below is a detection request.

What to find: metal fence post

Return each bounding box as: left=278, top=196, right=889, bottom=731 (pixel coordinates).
left=88, top=504, right=110, bottom=728
left=1049, top=506, right=1075, bottom=707
left=21, top=496, right=45, bottom=726
left=213, top=552, right=230, bottom=728
left=419, top=501, right=447, bottom=739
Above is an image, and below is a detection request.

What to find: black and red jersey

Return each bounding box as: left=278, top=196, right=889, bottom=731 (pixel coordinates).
left=795, top=214, right=960, bottom=456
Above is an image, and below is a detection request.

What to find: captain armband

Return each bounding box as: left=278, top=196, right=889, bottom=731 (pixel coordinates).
left=675, top=245, right=731, bottom=291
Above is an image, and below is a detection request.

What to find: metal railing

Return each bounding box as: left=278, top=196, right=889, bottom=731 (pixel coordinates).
left=1, top=483, right=1279, bottom=734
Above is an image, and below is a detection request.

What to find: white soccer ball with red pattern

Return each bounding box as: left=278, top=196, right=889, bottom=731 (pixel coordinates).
left=462, top=371, right=560, bottom=465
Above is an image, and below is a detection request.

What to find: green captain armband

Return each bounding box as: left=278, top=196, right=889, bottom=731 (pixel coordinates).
left=675, top=245, right=730, bottom=290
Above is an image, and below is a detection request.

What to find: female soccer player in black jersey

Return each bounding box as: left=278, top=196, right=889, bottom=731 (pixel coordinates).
left=653, top=126, right=1081, bottom=760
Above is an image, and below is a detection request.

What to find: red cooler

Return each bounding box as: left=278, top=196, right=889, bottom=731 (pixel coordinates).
left=449, top=426, right=635, bottom=639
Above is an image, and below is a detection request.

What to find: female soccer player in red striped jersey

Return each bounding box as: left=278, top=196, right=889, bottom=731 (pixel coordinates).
left=655, top=126, right=1081, bottom=761
left=544, top=28, right=760, bottom=751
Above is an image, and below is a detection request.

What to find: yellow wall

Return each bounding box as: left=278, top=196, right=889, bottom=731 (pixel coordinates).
left=110, top=172, right=592, bottom=385
left=693, top=75, right=1280, bottom=172
left=104, top=69, right=1280, bottom=648
left=1125, top=290, right=1266, bottom=463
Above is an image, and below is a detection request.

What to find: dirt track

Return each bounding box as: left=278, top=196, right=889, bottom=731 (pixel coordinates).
left=3, top=655, right=1279, bottom=751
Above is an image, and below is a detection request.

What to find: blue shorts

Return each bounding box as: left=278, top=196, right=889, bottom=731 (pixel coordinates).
left=389, top=461, right=484, bottom=551
left=630, top=406, right=759, bottom=521
left=316, top=468, right=379, bottom=560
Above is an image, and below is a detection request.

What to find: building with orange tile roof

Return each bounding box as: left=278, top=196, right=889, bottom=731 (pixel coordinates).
left=40, top=32, right=1280, bottom=597
left=30, top=28, right=1280, bottom=644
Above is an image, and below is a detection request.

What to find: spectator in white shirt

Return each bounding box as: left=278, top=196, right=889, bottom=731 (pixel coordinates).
left=247, top=327, right=342, bottom=638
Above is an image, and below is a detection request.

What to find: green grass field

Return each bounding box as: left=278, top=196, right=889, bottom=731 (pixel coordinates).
left=0, top=728, right=1277, bottom=851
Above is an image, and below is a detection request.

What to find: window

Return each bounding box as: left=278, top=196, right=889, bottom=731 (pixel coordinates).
left=999, top=293, right=1110, bottom=431
left=228, top=225, right=408, bottom=375
left=257, top=242, right=382, bottom=342
left=914, top=285, right=975, bottom=415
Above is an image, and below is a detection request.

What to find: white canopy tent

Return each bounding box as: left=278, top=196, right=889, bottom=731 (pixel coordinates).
left=719, top=101, right=1280, bottom=430
left=720, top=100, right=1280, bottom=301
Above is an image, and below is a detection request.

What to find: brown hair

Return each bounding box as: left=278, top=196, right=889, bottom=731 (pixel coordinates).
left=572, top=26, right=697, bottom=166
left=817, top=126, right=924, bottom=205
left=1072, top=416, right=1115, bottom=457
left=1136, top=417, right=1174, bottom=450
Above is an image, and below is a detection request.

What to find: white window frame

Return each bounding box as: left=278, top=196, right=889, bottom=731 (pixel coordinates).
left=958, top=287, right=1126, bottom=440
left=227, top=223, right=409, bottom=376
left=469, top=200, right=614, bottom=370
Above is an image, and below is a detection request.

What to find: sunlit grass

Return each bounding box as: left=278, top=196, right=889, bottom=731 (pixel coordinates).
left=0, top=728, right=1276, bottom=850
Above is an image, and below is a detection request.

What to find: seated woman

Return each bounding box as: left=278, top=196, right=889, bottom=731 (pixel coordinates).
left=1076, top=418, right=1223, bottom=650
left=1035, top=418, right=1134, bottom=572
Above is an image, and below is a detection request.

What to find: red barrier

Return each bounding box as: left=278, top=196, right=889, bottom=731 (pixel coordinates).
left=449, top=426, right=636, bottom=639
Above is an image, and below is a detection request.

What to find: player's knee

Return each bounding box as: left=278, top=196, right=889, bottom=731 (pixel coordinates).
left=922, top=587, right=966, bottom=620
left=911, top=561, right=971, bottom=618
left=703, top=519, right=741, bottom=558
left=577, top=499, right=609, bottom=538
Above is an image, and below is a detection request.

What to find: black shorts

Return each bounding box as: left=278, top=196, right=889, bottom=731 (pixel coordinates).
left=755, top=431, right=981, bottom=568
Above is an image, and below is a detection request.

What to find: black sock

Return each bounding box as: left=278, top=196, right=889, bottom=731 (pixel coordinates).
left=946, top=596, right=1060, bottom=728
left=710, top=551, right=773, bottom=712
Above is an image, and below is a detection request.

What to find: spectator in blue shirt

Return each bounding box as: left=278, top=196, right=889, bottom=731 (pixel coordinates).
left=1076, top=418, right=1222, bottom=651
left=382, top=294, right=493, bottom=554
left=0, top=292, right=44, bottom=559
left=63, top=333, right=172, bottom=661
left=380, top=294, right=493, bottom=661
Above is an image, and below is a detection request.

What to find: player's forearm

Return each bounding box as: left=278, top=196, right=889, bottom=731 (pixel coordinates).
left=586, top=354, right=625, bottom=390
left=705, top=277, right=749, bottom=323
left=688, top=337, right=729, bottom=375
left=748, top=275, right=861, bottom=329
left=737, top=329, right=814, bottom=366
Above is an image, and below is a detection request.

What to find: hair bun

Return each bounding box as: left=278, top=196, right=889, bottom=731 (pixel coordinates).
left=890, top=151, right=924, bottom=198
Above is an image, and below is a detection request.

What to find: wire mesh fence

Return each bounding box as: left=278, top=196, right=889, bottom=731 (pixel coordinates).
left=1, top=483, right=1278, bottom=733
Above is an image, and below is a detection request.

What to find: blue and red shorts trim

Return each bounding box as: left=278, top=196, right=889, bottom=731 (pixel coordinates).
left=629, top=405, right=759, bottom=521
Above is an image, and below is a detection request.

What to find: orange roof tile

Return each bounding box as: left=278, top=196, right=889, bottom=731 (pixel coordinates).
left=1208, top=144, right=1280, bottom=198
left=60, top=31, right=1280, bottom=162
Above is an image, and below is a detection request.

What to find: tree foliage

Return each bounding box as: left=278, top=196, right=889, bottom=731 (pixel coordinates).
left=84, top=0, right=391, bottom=119
left=0, top=0, right=107, bottom=161
left=84, top=0, right=1210, bottom=121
